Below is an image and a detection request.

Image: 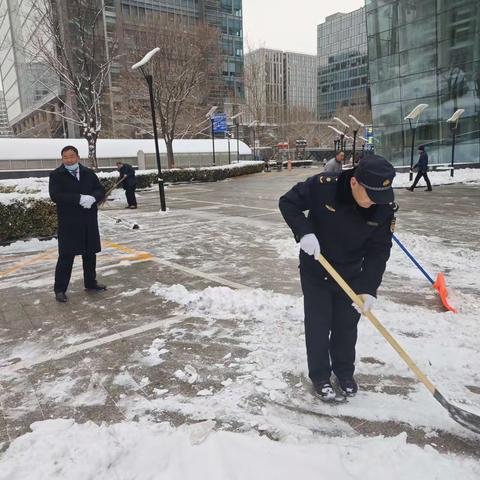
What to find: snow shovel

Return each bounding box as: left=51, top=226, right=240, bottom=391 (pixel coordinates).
left=392, top=235, right=457, bottom=313
left=98, top=177, right=125, bottom=208
left=317, top=253, right=480, bottom=434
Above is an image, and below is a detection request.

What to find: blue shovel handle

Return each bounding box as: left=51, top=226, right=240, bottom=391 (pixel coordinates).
left=392, top=234, right=435, bottom=285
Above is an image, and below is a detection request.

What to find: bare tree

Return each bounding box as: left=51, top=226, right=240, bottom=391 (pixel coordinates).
left=244, top=45, right=268, bottom=124
left=120, top=17, right=221, bottom=168
left=29, top=0, right=116, bottom=169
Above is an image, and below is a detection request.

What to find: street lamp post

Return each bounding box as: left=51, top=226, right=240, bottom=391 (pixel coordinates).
left=230, top=112, right=243, bottom=163
left=226, top=131, right=232, bottom=164
left=446, top=109, right=465, bottom=178
left=249, top=120, right=258, bottom=160
left=206, top=106, right=218, bottom=166
left=348, top=114, right=365, bottom=165
left=404, top=104, right=429, bottom=182
left=132, top=47, right=166, bottom=211
left=328, top=125, right=345, bottom=161
left=333, top=116, right=350, bottom=151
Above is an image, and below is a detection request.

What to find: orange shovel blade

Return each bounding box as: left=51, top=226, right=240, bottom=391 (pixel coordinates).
left=433, top=272, right=457, bottom=313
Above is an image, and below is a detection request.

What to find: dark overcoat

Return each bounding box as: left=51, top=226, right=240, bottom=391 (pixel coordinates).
left=49, top=164, right=105, bottom=255
left=118, top=163, right=136, bottom=188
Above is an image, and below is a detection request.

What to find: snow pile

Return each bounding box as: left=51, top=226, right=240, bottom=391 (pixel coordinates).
left=393, top=168, right=480, bottom=188
left=1, top=419, right=478, bottom=480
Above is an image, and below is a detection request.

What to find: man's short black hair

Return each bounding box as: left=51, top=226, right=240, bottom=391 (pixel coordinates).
left=336, top=150, right=345, bottom=156
left=116, top=161, right=123, bottom=165
left=61, top=145, right=79, bottom=156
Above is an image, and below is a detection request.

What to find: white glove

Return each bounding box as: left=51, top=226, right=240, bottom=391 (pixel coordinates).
left=79, top=194, right=96, bottom=209
left=300, top=234, right=321, bottom=260
left=353, top=294, right=377, bottom=315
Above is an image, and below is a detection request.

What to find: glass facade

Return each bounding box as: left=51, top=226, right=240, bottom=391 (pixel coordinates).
left=0, top=89, right=12, bottom=136
left=366, top=0, right=480, bottom=166
left=0, top=0, right=59, bottom=125
left=317, top=8, right=369, bottom=119
left=119, top=0, right=244, bottom=101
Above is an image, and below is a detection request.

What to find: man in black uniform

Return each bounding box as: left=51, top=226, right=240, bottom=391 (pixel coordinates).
left=407, top=145, right=432, bottom=192
left=49, top=146, right=107, bottom=303
left=279, top=155, right=396, bottom=400
left=116, top=161, right=137, bottom=209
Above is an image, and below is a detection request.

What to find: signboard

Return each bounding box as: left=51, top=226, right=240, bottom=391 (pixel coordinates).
left=212, top=113, right=228, bottom=134
left=365, top=125, right=375, bottom=151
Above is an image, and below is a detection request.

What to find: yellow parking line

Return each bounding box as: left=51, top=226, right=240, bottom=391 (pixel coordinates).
left=0, top=241, right=152, bottom=279
left=0, top=249, right=57, bottom=278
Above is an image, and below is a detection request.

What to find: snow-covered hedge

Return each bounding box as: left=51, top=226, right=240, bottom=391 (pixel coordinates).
left=0, top=162, right=264, bottom=243
left=0, top=199, right=57, bottom=244
left=99, top=162, right=265, bottom=191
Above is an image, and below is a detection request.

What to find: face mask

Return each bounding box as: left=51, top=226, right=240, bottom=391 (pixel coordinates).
left=65, top=162, right=79, bottom=171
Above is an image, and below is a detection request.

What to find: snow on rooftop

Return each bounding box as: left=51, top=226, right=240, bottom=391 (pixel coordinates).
left=0, top=138, right=252, bottom=161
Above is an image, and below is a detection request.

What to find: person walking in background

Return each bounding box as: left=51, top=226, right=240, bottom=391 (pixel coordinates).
left=323, top=151, right=345, bottom=174
left=49, top=146, right=107, bottom=303
left=407, top=145, right=432, bottom=192
left=116, top=161, right=137, bottom=209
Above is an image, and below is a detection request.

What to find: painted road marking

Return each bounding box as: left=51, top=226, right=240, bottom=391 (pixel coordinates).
left=0, top=315, right=188, bottom=374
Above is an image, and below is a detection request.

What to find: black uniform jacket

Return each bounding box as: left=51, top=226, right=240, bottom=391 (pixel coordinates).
left=279, top=169, right=395, bottom=297
left=118, top=164, right=136, bottom=188
left=49, top=164, right=105, bottom=255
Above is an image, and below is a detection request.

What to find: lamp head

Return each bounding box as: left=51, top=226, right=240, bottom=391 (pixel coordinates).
left=132, top=48, right=160, bottom=70
left=404, top=103, right=429, bottom=121
left=447, top=109, right=465, bottom=123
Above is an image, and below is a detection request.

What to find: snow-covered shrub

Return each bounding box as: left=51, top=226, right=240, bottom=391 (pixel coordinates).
left=0, top=199, right=57, bottom=244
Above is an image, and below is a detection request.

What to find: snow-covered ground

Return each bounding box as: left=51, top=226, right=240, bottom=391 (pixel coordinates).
left=0, top=419, right=478, bottom=480
left=0, top=175, right=479, bottom=478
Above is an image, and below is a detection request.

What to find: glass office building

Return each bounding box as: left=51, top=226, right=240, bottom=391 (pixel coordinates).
left=119, top=0, right=244, bottom=102
left=317, top=8, right=369, bottom=119
left=366, top=0, right=480, bottom=166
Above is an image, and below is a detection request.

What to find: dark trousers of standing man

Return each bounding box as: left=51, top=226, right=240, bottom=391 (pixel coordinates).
left=300, top=268, right=361, bottom=383
left=125, top=186, right=137, bottom=207
left=54, top=253, right=97, bottom=293
left=412, top=171, right=432, bottom=191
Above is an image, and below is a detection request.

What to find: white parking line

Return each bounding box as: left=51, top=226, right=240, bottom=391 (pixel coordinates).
left=1, top=315, right=188, bottom=374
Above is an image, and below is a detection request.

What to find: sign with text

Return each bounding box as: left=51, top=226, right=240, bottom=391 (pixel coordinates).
left=212, top=113, right=228, bottom=134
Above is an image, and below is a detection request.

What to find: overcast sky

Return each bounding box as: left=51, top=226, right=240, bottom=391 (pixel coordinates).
left=243, top=0, right=364, bottom=54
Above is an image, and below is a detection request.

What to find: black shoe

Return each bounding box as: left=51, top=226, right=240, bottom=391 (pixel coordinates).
left=129, top=205, right=138, bottom=209
left=55, top=292, right=68, bottom=303
left=85, top=283, right=107, bottom=291
left=337, top=377, right=358, bottom=397
left=313, top=380, right=336, bottom=402
left=405, top=187, right=414, bottom=192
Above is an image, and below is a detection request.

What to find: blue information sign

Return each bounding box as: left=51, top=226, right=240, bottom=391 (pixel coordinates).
left=213, top=113, right=228, bottom=134
left=365, top=125, right=375, bottom=151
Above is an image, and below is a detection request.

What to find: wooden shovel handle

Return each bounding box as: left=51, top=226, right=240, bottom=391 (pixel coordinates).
left=317, top=254, right=436, bottom=395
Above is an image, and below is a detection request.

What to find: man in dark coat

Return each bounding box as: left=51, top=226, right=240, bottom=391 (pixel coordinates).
left=49, top=146, right=107, bottom=303
left=279, top=155, right=396, bottom=401
left=116, top=161, right=137, bottom=209
left=407, top=145, right=432, bottom=192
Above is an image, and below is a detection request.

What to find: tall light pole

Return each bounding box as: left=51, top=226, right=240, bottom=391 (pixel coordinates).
left=404, top=103, right=429, bottom=181
left=230, top=112, right=243, bottom=163
left=333, top=116, right=350, bottom=151
left=249, top=120, right=258, bottom=160
left=348, top=114, right=365, bottom=165
left=132, top=47, right=166, bottom=211
left=328, top=125, right=344, bottom=159
left=206, top=106, right=218, bottom=166
left=446, top=109, right=465, bottom=178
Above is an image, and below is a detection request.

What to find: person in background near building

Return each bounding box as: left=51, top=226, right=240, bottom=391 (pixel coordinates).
left=49, top=146, right=107, bottom=303
left=279, top=155, right=396, bottom=401
left=407, top=145, right=432, bottom=192
left=116, top=161, right=137, bottom=209
left=323, top=151, right=345, bottom=174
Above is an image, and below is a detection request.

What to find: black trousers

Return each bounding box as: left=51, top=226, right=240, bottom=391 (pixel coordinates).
left=412, top=171, right=432, bottom=190
left=54, top=253, right=97, bottom=293
left=125, top=186, right=137, bottom=206
left=300, top=268, right=361, bottom=383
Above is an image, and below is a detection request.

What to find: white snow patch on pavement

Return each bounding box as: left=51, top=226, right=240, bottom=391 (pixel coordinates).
left=0, top=419, right=478, bottom=480
left=393, top=168, right=480, bottom=188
